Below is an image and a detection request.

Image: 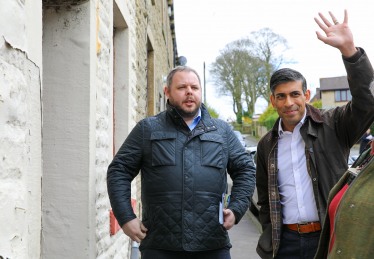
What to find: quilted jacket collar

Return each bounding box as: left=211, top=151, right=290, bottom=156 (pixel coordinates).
left=166, top=101, right=216, bottom=132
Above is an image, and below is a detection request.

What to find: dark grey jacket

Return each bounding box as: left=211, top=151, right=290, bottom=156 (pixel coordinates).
left=255, top=48, right=374, bottom=258
left=107, top=103, right=256, bottom=251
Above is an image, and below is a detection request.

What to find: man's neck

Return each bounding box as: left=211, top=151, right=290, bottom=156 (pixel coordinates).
left=183, top=111, right=200, bottom=125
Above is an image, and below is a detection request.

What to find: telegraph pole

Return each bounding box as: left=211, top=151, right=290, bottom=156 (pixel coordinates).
left=204, top=62, right=206, bottom=104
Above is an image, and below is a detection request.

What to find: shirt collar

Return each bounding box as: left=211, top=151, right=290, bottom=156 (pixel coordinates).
left=194, top=108, right=201, bottom=122
left=278, top=107, right=307, bottom=137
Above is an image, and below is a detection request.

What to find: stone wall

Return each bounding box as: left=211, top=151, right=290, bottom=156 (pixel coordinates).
left=0, top=0, right=177, bottom=258
left=0, top=1, right=43, bottom=258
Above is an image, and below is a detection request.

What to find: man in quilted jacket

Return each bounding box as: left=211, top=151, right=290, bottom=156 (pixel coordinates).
left=107, top=66, right=256, bottom=258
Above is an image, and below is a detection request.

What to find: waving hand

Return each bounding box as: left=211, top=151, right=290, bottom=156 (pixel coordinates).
left=314, top=10, right=356, bottom=57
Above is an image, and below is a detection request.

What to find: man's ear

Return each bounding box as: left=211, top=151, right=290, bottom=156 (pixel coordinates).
left=270, top=94, right=276, bottom=108
left=164, top=86, right=170, bottom=99
left=305, top=89, right=311, bottom=104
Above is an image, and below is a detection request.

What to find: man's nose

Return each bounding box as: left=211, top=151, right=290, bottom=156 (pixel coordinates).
left=186, top=86, right=192, bottom=95
left=285, top=95, right=293, bottom=107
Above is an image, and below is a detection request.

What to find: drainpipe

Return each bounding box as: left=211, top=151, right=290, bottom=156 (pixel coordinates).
left=131, top=241, right=139, bottom=259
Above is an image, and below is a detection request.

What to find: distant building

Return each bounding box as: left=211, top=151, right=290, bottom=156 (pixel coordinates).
left=310, top=87, right=321, bottom=103
left=319, top=76, right=351, bottom=109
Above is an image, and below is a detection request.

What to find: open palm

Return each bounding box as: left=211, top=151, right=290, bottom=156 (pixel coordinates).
left=314, top=10, right=356, bottom=57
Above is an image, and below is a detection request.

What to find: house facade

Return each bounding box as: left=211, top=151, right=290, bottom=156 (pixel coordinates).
left=0, top=0, right=178, bottom=258
left=319, top=76, right=351, bottom=109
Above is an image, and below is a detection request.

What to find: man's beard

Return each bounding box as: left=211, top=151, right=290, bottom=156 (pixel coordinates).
left=175, top=105, right=200, bottom=119
left=169, top=97, right=201, bottom=119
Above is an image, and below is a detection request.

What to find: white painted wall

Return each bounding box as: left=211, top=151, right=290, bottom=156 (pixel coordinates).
left=0, top=0, right=42, bottom=258
left=41, top=2, right=97, bottom=258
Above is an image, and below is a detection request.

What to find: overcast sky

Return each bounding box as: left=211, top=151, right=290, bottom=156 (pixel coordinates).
left=173, top=0, right=374, bottom=121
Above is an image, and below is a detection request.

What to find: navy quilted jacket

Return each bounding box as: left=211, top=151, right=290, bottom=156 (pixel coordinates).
left=107, top=102, right=256, bottom=251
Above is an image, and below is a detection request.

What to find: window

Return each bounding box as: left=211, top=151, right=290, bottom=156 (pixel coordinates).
left=335, top=91, right=341, bottom=102
left=335, top=90, right=352, bottom=102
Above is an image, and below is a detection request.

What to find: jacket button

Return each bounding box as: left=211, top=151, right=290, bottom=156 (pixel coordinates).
left=337, top=250, right=341, bottom=254
left=309, top=148, right=313, bottom=153
left=350, top=204, right=354, bottom=208
left=313, top=178, right=316, bottom=181
left=272, top=192, right=275, bottom=196
left=185, top=147, right=187, bottom=150
left=271, top=164, right=274, bottom=167
left=213, top=126, right=215, bottom=128
left=208, top=127, right=210, bottom=129
left=185, top=176, right=188, bottom=179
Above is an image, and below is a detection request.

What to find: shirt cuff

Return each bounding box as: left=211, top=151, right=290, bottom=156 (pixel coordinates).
left=342, top=47, right=362, bottom=63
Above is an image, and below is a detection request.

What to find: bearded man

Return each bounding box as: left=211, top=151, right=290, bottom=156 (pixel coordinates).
left=107, top=66, right=256, bottom=259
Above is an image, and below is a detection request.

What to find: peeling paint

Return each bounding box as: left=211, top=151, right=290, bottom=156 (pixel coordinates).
left=0, top=32, right=42, bottom=259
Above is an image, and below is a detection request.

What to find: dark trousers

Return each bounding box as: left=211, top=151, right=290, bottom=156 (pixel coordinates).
left=141, top=244, right=232, bottom=259
left=275, top=227, right=321, bottom=259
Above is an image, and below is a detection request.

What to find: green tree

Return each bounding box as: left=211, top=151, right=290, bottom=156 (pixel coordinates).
left=258, top=105, right=278, bottom=126
left=205, top=103, right=220, bottom=119
left=311, top=100, right=322, bottom=109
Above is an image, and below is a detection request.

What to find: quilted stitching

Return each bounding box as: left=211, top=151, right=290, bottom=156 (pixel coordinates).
left=108, top=103, right=256, bottom=251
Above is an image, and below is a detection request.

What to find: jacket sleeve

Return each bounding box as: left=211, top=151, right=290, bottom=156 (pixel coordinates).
left=327, top=48, right=374, bottom=148
left=256, top=142, right=271, bottom=231
left=107, top=120, right=144, bottom=227
left=226, top=128, right=256, bottom=224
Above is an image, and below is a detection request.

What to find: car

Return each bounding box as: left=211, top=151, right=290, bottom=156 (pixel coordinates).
left=348, top=155, right=359, bottom=167
left=246, top=146, right=257, bottom=167
left=245, top=146, right=259, bottom=217
left=234, top=130, right=246, bottom=147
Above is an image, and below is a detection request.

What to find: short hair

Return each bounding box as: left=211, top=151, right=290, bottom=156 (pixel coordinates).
left=270, top=68, right=307, bottom=96
left=166, top=66, right=201, bottom=89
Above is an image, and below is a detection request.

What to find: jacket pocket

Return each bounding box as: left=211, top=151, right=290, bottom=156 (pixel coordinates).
left=258, top=224, right=273, bottom=253
left=150, top=131, right=177, bottom=166
left=199, top=134, right=224, bottom=169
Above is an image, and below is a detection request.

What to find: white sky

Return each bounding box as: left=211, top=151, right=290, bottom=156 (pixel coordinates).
left=173, top=0, right=374, bottom=121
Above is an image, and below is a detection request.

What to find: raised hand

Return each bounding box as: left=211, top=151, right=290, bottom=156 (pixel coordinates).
left=314, top=10, right=356, bottom=57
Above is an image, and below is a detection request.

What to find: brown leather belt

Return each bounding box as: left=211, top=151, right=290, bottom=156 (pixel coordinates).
left=285, top=222, right=321, bottom=234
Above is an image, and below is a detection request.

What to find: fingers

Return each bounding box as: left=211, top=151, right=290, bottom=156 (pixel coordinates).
left=223, top=222, right=228, bottom=230
left=140, top=222, right=148, bottom=232
left=131, top=229, right=146, bottom=243
left=318, top=12, right=333, bottom=27
left=314, top=17, right=328, bottom=33
left=328, top=11, right=338, bottom=25
left=315, top=31, right=328, bottom=43
left=343, top=9, right=348, bottom=24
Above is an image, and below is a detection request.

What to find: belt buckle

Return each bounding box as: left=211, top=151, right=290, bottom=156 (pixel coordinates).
left=297, top=222, right=309, bottom=234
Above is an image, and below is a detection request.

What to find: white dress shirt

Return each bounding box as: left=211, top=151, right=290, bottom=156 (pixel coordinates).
left=277, top=108, right=319, bottom=224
